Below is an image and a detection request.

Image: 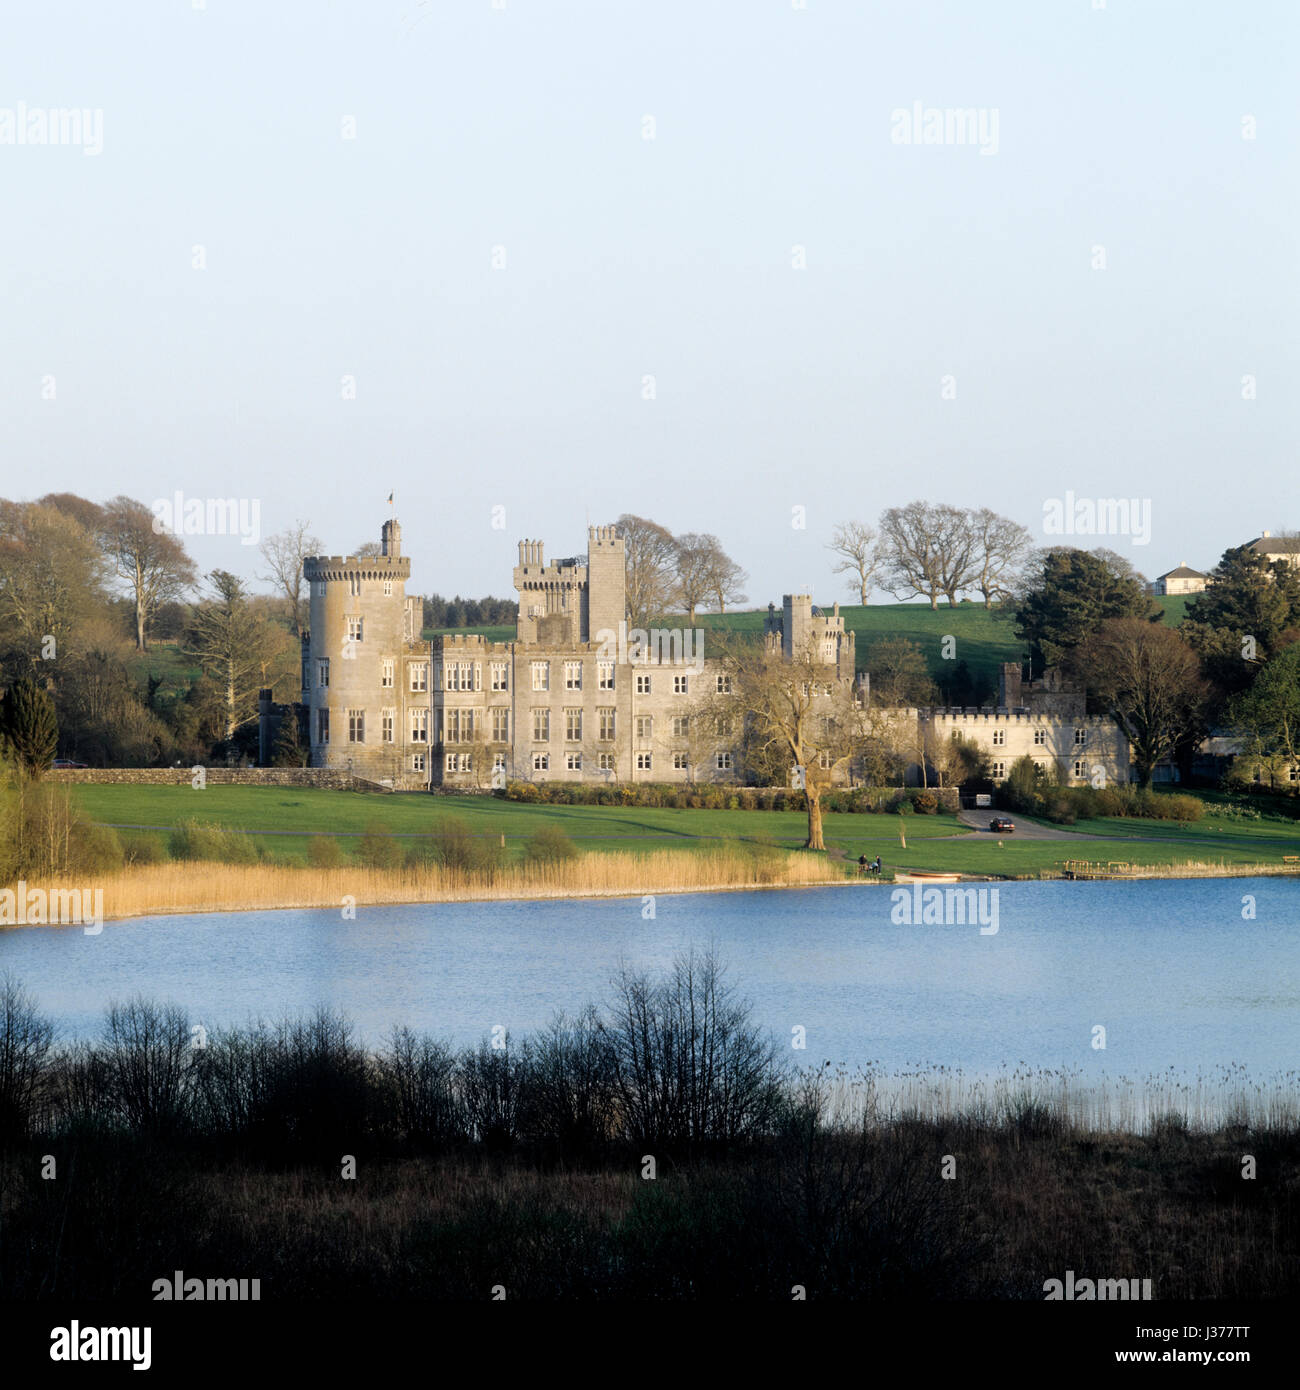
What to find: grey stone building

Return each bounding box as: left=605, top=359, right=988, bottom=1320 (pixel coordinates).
left=294, top=518, right=1130, bottom=792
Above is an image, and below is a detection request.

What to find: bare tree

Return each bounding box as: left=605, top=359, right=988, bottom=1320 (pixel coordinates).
left=862, top=636, right=935, bottom=706
left=672, top=532, right=717, bottom=625
left=879, top=501, right=978, bottom=609
left=99, top=496, right=198, bottom=651
left=970, top=508, right=1033, bottom=610
left=703, top=540, right=748, bottom=614
left=878, top=502, right=945, bottom=610
left=702, top=633, right=873, bottom=850
left=602, top=948, right=785, bottom=1147
left=184, top=570, right=296, bottom=741
left=616, top=514, right=678, bottom=626
left=827, top=521, right=884, bottom=605
left=0, top=972, right=56, bottom=1140
left=259, top=520, right=322, bottom=638
left=1076, top=618, right=1206, bottom=788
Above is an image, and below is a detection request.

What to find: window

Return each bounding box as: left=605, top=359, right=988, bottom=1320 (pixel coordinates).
left=597, top=752, right=615, bottom=771
left=565, top=709, right=582, bottom=742
left=491, top=662, right=509, bottom=692
left=598, top=662, right=614, bottom=690
left=533, top=752, right=550, bottom=773
left=348, top=573, right=361, bottom=597
left=317, top=658, right=330, bottom=688
left=636, top=752, right=653, bottom=771
left=992, top=729, right=1005, bottom=746
left=383, top=579, right=393, bottom=597
left=1291, top=766, right=1300, bottom=783
left=444, top=753, right=458, bottom=773
left=381, top=658, right=394, bottom=689
left=673, top=674, right=688, bottom=694
left=411, top=751, right=425, bottom=774
left=1033, top=728, right=1046, bottom=746
left=317, top=708, right=329, bottom=744
left=492, top=708, right=510, bottom=743
left=672, top=751, right=689, bottom=770
left=716, top=716, right=734, bottom=737
left=531, top=662, right=549, bottom=691
left=381, top=709, right=394, bottom=744
left=314, top=581, right=326, bottom=597
left=532, top=709, right=550, bottom=742
left=716, top=751, right=732, bottom=771
left=672, top=715, right=689, bottom=737
left=410, top=663, right=428, bottom=692
left=636, top=715, right=653, bottom=739
left=716, top=673, right=732, bottom=694
left=818, top=750, right=833, bottom=769
left=410, top=709, right=428, bottom=743
left=347, top=709, right=365, bottom=743
left=598, top=708, right=616, bottom=741
left=991, top=760, right=1005, bottom=779
left=635, top=673, right=651, bottom=694
left=566, top=752, right=582, bottom=771
left=346, top=616, right=363, bottom=643
left=564, top=661, right=582, bottom=690
left=492, top=752, right=506, bottom=773
left=950, top=729, right=963, bottom=741
left=1074, top=728, right=1087, bottom=746
left=1074, top=760, right=1087, bottom=778
left=446, top=709, right=472, bottom=743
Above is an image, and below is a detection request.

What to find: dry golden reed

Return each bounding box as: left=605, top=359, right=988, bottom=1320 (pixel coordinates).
left=20, top=847, right=850, bottom=922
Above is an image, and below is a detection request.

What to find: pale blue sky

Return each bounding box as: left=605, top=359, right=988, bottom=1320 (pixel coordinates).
left=1, top=0, right=1294, bottom=601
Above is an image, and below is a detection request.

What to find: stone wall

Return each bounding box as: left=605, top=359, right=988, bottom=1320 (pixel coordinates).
left=46, top=767, right=389, bottom=790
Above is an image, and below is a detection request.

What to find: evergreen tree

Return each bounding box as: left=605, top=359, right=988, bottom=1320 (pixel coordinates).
left=0, top=678, right=59, bottom=777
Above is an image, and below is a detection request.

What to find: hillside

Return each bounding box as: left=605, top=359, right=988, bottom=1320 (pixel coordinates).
left=428, top=597, right=1189, bottom=693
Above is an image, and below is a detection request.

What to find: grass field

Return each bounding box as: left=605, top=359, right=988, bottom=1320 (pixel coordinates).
left=71, top=783, right=1300, bottom=880
left=426, top=596, right=1190, bottom=690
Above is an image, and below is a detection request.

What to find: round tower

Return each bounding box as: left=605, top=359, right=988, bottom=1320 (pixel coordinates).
left=303, top=521, right=413, bottom=776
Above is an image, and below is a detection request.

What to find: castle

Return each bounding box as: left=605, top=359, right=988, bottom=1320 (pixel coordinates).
left=292, top=519, right=857, bottom=791
left=284, top=518, right=1130, bottom=792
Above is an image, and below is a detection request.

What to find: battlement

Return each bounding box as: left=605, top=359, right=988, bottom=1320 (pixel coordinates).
left=304, top=554, right=411, bottom=582
left=923, top=709, right=1112, bottom=724
left=436, top=632, right=513, bottom=654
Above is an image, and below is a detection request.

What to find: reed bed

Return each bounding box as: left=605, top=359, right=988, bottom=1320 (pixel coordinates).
left=816, top=1063, right=1300, bottom=1133
left=1055, top=858, right=1300, bottom=880
left=21, top=846, right=850, bottom=922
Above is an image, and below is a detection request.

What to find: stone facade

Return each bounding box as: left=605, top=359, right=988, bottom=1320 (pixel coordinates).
left=294, top=519, right=1134, bottom=792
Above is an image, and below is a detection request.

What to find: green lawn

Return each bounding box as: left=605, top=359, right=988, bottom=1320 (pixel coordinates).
left=72, top=783, right=1300, bottom=877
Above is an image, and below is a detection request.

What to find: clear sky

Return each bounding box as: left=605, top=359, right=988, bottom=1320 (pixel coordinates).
left=2, top=0, right=1295, bottom=602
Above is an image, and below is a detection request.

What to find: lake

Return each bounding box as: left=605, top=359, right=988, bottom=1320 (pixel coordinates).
left=4, top=879, right=1298, bottom=1108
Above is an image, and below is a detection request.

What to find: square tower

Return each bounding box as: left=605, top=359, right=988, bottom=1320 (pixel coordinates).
left=586, top=524, right=627, bottom=639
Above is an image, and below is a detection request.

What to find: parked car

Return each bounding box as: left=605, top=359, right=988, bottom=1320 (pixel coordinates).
left=989, top=817, right=1015, bottom=832
left=51, top=758, right=89, bottom=769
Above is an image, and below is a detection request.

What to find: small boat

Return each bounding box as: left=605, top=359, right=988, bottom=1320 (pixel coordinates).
left=892, top=870, right=962, bottom=884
